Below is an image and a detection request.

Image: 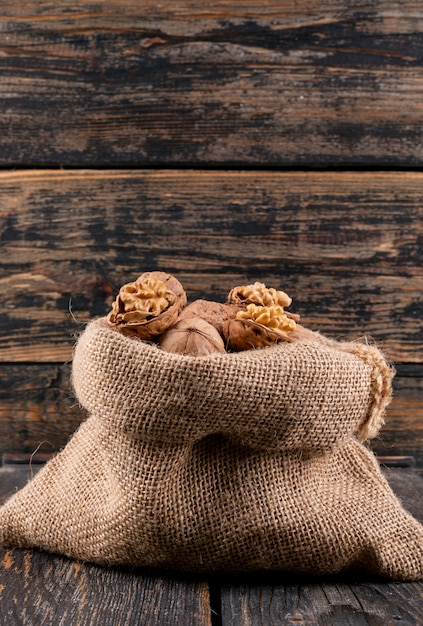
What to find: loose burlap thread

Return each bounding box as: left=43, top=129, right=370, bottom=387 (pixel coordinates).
left=0, top=317, right=422, bottom=579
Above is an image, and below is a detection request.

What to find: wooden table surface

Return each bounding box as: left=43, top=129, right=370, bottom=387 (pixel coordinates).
left=1, top=462, right=423, bottom=625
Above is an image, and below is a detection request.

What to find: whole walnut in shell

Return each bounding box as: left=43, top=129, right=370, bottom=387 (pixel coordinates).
left=108, top=271, right=187, bottom=339
left=179, top=299, right=241, bottom=337
left=159, top=317, right=226, bottom=356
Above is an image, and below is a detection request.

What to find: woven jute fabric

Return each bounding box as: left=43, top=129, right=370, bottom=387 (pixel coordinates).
left=1, top=317, right=422, bottom=579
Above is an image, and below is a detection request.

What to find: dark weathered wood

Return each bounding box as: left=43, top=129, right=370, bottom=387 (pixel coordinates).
left=1, top=170, right=422, bottom=362
left=0, top=364, right=84, bottom=456
left=373, top=376, right=423, bottom=468
left=220, top=579, right=423, bottom=625
left=1, top=169, right=421, bottom=460
left=382, top=469, right=423, bottom=521
left=0, top=548, right=211, bottom=626
left=1, top=2, right=423, bottom=166
left=0, top=464, right=41, bottom=505
left=220, top=470, right=423, bottom=626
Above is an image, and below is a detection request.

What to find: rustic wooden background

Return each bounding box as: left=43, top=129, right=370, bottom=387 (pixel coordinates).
left=1, top=1, right=422, bottom=466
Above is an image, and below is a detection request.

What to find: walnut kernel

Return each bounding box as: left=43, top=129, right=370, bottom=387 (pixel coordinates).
left=108, top=272, right=186, bottom=339
left=236, top=304, right=297, bottom=336
left=227, top=281, right=292, bottom=308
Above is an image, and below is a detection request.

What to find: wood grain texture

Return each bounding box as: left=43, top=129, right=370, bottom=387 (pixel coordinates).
left=0, top=548, right=211, bottom=626
left=0, top=364, right=84, bottom=457
left=220, top=579, right=423, bottom=625
left=1, top=170, right=422, bottom=362
left=1, top=1, right=423, bottom=166
left=374, top=376, right=423, bottom=467
left=0, top=464, right=42, bottom=506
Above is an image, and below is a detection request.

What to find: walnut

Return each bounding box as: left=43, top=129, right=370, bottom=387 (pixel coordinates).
left=223, top=304, right=297, bottom=352
left=223, top=317, right=278, bottom=351
left=237, top=304, right=297, bottom=334
left=158, top=317, right=226, bottom=356
left=108, top=271, right=187, bottom=339
left=138, top=271, right=187, bottom=305
left=107, top=273, right=308, bottom=353
left=227, top=281, right=293, bottom=308
left=179, top=299, right=242, bottom=336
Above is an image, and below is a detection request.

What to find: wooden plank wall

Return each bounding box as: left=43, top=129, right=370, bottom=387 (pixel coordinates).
left=0, top=1, right=422, bottom=465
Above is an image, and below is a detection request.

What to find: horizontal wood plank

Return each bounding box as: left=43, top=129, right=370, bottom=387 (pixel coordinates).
left=374, top=376, right=423, bottom=467
left=220, top=578, right=423, bottom=625
left=1, top=1, right=423, bottom=166
left=0, top=547, right=211, bottom=626
left=0, top=364, right=83, bottom=457
left=1, top=170, right=422, bottom=362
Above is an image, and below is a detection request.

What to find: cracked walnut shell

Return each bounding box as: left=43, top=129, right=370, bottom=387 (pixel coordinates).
left=223, top=304, right=297, bottom=352
left=108, top=271, right=187, bottom=339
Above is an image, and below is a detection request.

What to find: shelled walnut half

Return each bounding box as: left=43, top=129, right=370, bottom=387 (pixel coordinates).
left=107, top=271, right=187, bottom=339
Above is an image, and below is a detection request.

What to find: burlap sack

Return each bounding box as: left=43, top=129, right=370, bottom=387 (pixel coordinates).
left=1, top=317, right=423, bottom=579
